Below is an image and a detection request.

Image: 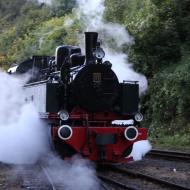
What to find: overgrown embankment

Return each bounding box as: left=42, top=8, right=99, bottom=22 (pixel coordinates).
left=0, top=0, right=189, bottom=148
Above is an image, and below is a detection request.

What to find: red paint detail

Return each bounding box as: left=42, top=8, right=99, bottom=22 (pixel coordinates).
left=48, top=113, right=59, bottom=119
left=40, top=107, right=134, bottom=123
left=52, top=127, right=58, bottom=141
left=39, top=112, right=59, bottom=119
left=53, top=126, right=148, bottom=163
left=41, top=108, right=148, bottom=163
left=69, top=107, right=133, bottom=122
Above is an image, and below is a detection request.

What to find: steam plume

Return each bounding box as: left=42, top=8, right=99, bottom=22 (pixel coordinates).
left=74, top=0, right=148, bottom=94
left=43, top=154, right=100, bottom=190
left=130, top=140, right=152, bottom=161
left=0, top=71, right=48, bottom=164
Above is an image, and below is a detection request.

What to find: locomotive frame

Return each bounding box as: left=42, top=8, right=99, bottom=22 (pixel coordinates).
left=9, top=32, right=148, bottom=163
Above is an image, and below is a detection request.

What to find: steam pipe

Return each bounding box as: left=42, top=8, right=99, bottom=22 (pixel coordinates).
left=85, top=32, right=98, bottom=64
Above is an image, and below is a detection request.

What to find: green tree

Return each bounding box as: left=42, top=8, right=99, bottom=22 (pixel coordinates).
left=52, top=0, right=76, bottom=16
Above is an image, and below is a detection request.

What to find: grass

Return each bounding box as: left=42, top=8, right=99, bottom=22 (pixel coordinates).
left=149, top=133, right=190, bottom=152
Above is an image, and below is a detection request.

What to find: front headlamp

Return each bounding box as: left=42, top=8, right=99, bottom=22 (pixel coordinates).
left=94, top=47, right=105, bottom=59
left=134, top=112, right=143, bottom=122
left=58, top=110, right=69, bottom=121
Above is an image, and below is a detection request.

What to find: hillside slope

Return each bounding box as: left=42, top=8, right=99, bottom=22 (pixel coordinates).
left=105, top=0, right=190, bottom=147
left=0, top=0, right=189, bottom=148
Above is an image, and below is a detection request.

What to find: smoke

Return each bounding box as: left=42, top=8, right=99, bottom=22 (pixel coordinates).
left=105, top=51, right=148, bottom=94
left=43, top=154, right=100, bottom=190
left=130, top=140, right=152, bottom=161
left=73, top=0, right=148, bottom=94
left=0, top=71, right=48, bottom=164
left=0, top=71, right=100, bottom=189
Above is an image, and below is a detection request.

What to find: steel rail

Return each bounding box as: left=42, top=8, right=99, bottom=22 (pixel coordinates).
left=99, top=180, right=113, bottom=190
left=105, top=165, right=190, bottom=190
left=40, top=164, right=57, bottom=190
left=148, top=149, right=190, bottom=162
left=41, top=163, right=108, bottom=190
left=21, top=164, right=58, bottom=190
left=98, top=174, right=139, bottom=190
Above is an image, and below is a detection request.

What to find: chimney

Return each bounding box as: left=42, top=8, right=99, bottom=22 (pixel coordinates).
left=85, top=32, right=98, bottom=64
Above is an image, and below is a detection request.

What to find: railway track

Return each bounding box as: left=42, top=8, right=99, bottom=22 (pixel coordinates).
left=98, top=174, right=137, bottom=190
left=39, top=164, right=57, bottom=190
left=21, top=164, right=60, bottom=190
left=99, top=180, right=113, bottom=190
left=2, top=149, right=189, bottom=190
left=40, top=164, right=109, bottom=190
left=98, top=164, right=190, bottom=190
left=0, top=162, right=107, bottom=190
left=148, top=149, right=190, bottom=162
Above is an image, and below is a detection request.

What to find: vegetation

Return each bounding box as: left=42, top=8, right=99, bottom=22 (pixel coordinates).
left=0, top=0, right=76, bottom=68
left=0, top=0, right=190, bottom=148
left=105, top=0, right=190, bottom=148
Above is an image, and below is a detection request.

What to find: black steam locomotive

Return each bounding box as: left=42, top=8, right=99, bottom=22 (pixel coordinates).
left=9, top=32, right=147, bottom=163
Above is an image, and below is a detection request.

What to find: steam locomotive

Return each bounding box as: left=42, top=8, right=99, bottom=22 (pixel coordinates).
left=9, top=32, right=148, bottom=163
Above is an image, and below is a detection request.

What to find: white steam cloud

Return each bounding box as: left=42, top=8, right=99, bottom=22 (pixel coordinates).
left=130, top=140, right=152, bottom=161
left=0, top=71, right=100, bottom=189
left=0, top=71, right=48, bottom=164
left=74, top=0, right=148, bottom=94
left=43, top=154, right=100, bottom=190
left=31, top=0, right=148, bottom=94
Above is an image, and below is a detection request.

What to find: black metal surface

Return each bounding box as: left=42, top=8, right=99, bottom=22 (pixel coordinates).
left=85, top=32, right=98, bottom=64
left=119, top=83, right=139, bottom=114
left=95, top=134, right=116, bottom=145
left=46, top=83, right=63, bottom=112
left=32, top=55, right=50, bottom=69
left=16, top=56, right=50, bottom=74
left=15, top=32, right=141, bottom=116
left=70, top=53, right=85, bottom=67
left=72, top=64, right=119, bottom=112
left=56, top=45, right=81, bottom=70
left=16, top=58, right=33, bottom=74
